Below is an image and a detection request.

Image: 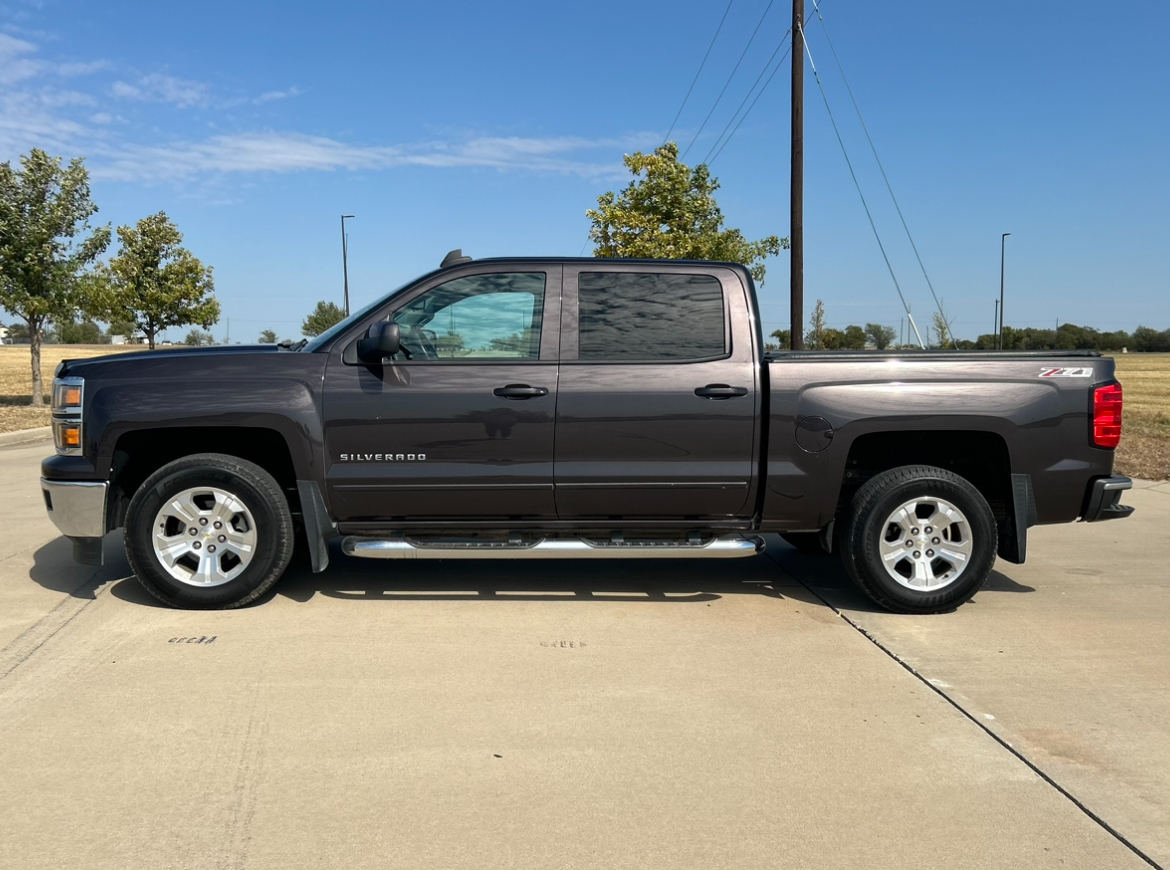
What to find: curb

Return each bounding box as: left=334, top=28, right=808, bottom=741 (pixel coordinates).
left=0, top=427, right=51, bottom=448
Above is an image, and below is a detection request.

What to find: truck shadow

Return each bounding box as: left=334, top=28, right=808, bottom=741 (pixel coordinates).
left=772, top=546, right=1036, bottom=612
left=28, top=533, right=129, bottom=597
left=29, top=534, right=1031, bottom=612
left=273, top=539, right=829, bottom=607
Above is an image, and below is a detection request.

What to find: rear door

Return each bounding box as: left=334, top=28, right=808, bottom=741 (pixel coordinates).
left=322, top=266, right=561, bottom=522
left=553, top=264, right=760, bottom=520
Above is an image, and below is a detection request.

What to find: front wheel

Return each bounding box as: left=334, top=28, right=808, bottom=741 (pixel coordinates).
left=124, top=453, right=295, bottom=609
left=840, top=465, right=997, bottom=614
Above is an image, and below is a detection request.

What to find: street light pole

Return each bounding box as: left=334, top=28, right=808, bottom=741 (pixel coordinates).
left=993, top=299, right=999, bottom=346
left=999, top=232, right=1010, bottom=350
left=341, top=214, right=355, bottom=316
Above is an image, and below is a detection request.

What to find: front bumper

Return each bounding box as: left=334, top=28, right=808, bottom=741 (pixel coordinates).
left=41, top=478, right=108, bottom=538
left=1080, top=475, right=1134, bottom=522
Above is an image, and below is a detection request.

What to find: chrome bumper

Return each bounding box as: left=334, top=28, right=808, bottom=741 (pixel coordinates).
left=1080, top=475, right=1135, bottom=523
left=41, top=478, right=108, bottom=538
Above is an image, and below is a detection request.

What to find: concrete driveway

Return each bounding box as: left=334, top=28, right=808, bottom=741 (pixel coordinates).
left=1, top=437, right=1166, bottom=870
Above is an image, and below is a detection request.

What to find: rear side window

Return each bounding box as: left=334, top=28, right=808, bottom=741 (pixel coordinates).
left=577, top=272, right=725, bottom=361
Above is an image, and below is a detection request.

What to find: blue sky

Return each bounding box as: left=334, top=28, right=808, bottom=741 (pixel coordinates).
left=1, top=0, right=1166, bottom=343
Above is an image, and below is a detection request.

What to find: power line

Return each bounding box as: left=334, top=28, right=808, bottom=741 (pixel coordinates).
left=811, top=0, right=954, bottom=346
left=663, top=0, right=737, bottom=146
left=801, top=22, right=925, bottom=349
left=706, top=46, right=790, bottom=166
left=703, top=29, right=794, bottom=165
left=682, top=0, right=778, bottom=161
left=704, top=3, right=824, bottom=166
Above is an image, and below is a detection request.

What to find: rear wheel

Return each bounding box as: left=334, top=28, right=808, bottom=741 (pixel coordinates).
left=125, top=453, right=294, bottom=609
left=840, top=465, right=996, bottom=613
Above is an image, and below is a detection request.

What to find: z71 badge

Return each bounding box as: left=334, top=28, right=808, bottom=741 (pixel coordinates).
left=1038, top=367, right=1093, bottom=378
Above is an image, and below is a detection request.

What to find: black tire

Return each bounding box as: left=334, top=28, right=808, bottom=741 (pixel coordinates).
left=780, top=532, right=828, bottom=554
left=840, top=465, right=997, bottom=614
left=124, top=453, right=294, bottom=609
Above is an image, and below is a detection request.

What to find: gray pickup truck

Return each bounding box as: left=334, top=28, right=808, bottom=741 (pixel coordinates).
left=41, top=253, right=1133, bottom=613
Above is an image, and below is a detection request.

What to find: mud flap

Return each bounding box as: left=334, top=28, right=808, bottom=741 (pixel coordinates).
left=296, top=480, right=336, bottom=573
left=997, top=473, right=1036, bottom=564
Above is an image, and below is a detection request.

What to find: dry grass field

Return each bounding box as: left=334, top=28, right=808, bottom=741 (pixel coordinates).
left=1111, top=353, right=1170, bottom=480
left=2, top=345, right=1167, bottom=479
left=0, top=345, right=148, bottom=434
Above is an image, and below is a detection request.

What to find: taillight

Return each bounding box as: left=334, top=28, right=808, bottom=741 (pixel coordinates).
left=1093, top=383, right=1122, bottom=448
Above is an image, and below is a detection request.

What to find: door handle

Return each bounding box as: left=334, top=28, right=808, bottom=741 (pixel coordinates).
left=694, top=384, right=749, bottom=400
left=493, top=384, right=549, bottom=400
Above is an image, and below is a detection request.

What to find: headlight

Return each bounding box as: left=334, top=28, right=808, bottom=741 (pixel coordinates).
left=53, top=381, right=83, bottom=410
left=51, top=376, right=84, bottom=454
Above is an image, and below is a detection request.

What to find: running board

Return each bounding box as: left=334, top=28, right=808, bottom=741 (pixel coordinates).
left=341, top=534, right=765, bottom=560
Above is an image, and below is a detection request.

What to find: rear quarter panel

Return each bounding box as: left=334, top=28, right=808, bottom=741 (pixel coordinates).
left=762, top=354, right=1116, bottom=529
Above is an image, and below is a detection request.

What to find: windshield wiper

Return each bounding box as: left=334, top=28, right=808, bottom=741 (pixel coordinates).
left=277, top=339, right=308, bottom=352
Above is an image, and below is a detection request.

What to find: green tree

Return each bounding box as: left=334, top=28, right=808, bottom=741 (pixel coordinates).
left=258, top=329, right=277, bottom=343
left=770, top=328, right=791, bottom=350
left=1133, top=326, right=1170, bottom=352
left=434, top=332, right=465, bottom=358
left=864, top=322, right=896, bottom=350
left=0, top=149, right=110, bottom=404
left=804, top=299, right=828, bottom=350
left=839, top=324, right=867, bottom=350
left=930, top=306, right=956, bottom=349
left=821, top=327, right=844, bottom=349
left=489, top=327, right=538, bottom=356
left=107, top=319, right=137, bottom=339
left=302, top=300, right=345, bottom=337
left=587, top=142, right=786, bottom=282
left=56, top=317, right=103, bottom=344
left=92, top=212, right=218, bottom=349
left=184, top=328, right=214, bottom=346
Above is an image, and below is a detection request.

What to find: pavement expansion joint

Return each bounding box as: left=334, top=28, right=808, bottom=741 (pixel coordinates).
left=771, top=548, right=1165, bottom=870
left=0, top=564, right=119, bottom=683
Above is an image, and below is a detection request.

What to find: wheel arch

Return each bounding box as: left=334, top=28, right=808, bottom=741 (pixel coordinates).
left=108, top=426, right=299, bottom=531
left=837, top=429, right=1026, bottom=562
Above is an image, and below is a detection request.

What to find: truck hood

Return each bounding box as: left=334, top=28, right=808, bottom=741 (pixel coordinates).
left=58, top=344, right=286, bottom=378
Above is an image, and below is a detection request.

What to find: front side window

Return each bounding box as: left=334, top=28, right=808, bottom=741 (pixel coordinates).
left=578, top=272, right=725, bottom=361
left=392, top=273, right=545, bottom=361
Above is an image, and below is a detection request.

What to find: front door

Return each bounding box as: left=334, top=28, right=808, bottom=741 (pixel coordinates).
left=323, top=268, right=561, bottom=522
left=553, top=265, right=760, bottom=520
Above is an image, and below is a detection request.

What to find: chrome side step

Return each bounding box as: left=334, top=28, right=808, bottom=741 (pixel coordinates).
left=341, top=534, right=765, bottom=560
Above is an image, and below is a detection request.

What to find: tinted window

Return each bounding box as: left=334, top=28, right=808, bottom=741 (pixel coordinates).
left=578, top=272, right=725, bottom=361
left=392, top=273, right=545, bottom=361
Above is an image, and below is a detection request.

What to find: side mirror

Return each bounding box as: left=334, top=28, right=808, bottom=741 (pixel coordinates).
left=356, top=321, right=401, bottom=363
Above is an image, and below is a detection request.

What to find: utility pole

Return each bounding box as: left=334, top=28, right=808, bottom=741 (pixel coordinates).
left=341, top=214, right=355, bottom=316
left=998, top=232, right=1010, bottom=349
left=993, top=299, right=999, bottom=345
left=789, top=0, right=805, bottom=350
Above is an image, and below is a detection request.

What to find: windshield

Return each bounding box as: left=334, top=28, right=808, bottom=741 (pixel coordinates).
left=301, top=278, right=417, bottom=352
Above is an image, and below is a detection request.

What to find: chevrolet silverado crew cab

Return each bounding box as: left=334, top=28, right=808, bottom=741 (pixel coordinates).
left=41, top=252, right=1134, bottom=613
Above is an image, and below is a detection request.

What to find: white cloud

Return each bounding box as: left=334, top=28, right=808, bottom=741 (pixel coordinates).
left=1, top=36, right=648, bottom=184
left=253, top=86, right=301, bottom=104
left=0, top=33, right=109, bottom=85
left=0, top=32, right=40, bottom=84
left=90, top=131, right=647, bottom=182
left=111, top=73, right=210, bottom=108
